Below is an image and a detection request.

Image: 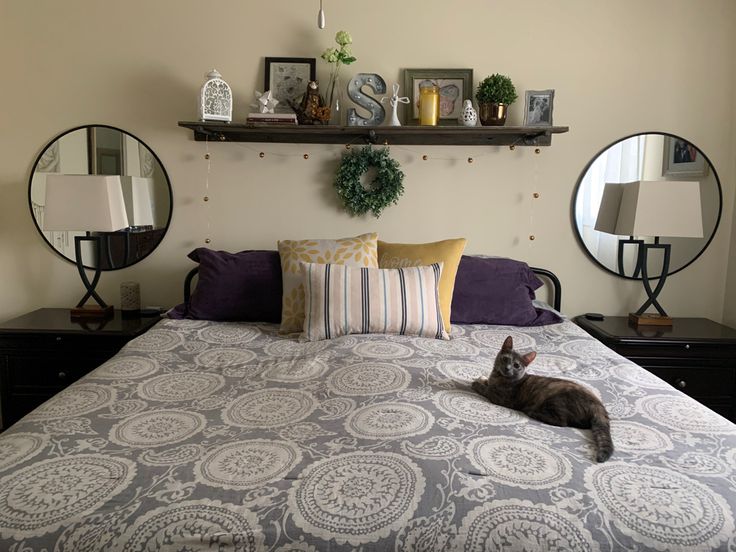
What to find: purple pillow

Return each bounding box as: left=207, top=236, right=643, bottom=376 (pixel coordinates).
left=169, top=248, right=282, bottom=322
left=451, top=256, right=562, bottom=326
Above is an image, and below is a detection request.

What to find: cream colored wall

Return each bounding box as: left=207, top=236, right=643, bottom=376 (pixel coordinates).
left=1, top=0, right=734, bottom=321
left=722, top=10, right=736, bottom=328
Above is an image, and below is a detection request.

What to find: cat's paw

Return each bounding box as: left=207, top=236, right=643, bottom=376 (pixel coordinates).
left=471, top=378, right=488, bottom=393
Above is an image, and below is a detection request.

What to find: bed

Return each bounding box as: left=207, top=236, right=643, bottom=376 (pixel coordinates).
left=1, top=267, right=735, bottom=551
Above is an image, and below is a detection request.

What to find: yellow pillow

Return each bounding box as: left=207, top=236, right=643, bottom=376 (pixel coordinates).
left=378, top=238, right=466, bottom=332
left=278, top=232, right=378, bottom=333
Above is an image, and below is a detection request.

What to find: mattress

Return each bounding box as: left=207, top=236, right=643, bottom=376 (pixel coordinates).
left=0, top=318, right=734, bottom=551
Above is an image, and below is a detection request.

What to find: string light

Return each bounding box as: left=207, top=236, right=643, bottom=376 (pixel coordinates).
left=528, top=144, right=541, bottom=247
left=203, top=137, right=212, bottom=245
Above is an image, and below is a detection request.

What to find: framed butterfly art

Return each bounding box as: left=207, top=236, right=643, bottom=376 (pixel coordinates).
left=403, top=68, right=473, bottom=125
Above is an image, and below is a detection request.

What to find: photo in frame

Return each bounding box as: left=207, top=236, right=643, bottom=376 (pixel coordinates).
left=264, top=57, right=316, bottom=107
left=523, top=89, right=555, bottom=126
left=403, top=68, right=473, bottom=125
left=662, top=136, right=708, bottom=177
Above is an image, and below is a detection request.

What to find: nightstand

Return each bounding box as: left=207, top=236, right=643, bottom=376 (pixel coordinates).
left=0, top=308, right=160, bottom=430
left=574, top=315, right=736, bottom=422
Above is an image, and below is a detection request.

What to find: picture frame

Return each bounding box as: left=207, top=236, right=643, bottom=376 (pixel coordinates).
left=403, top=68, right=473, bottom=125
left=264, top=57, right=316, bottom=107
left=662, top=136, right=708, bottom=177
left=523, top=89, right=555, bottom=126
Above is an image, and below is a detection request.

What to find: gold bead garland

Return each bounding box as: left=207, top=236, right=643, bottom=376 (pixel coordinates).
left=203, top=138, right=212, bottom=245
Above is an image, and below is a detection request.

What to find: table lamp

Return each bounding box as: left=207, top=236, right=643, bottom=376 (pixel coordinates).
left=120, top=176, right=155, bottom=229
left=594, top=180, right=703, bottom=327
left=43, top=174, right=129, bottom=320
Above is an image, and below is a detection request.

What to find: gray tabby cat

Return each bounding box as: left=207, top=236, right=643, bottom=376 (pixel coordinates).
left=472, top=336, right=614, bottom=462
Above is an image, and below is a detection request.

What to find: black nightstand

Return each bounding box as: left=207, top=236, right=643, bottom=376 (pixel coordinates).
left=0, top=308, right=160, bottom=430
left=574, top=315, right=736, bottom=421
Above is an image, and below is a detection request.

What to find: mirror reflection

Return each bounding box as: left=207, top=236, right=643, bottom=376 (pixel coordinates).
left=29, top=125, right=172, bottom=270
left=573, top=133, right=721, bottom=279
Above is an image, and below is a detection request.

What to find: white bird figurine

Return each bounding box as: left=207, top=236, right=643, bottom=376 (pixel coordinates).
left=252, top=90, right=279, bottom=114
left=381, top=83, right=410, bottom=126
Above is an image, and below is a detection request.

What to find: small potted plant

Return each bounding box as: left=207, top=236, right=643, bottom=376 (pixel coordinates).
left=475, top=73, right=518, bottom=126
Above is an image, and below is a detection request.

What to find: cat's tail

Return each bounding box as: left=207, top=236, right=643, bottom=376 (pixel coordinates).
left=591, top=407, right=614, bottom=463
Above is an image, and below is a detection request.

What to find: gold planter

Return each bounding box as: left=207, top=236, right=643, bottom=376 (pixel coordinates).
left=478, top=102, right=508, bottom=126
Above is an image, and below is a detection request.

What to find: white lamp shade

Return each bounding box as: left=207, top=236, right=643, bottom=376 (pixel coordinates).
left=43, top=174, right=129, bottom=232
left=120, top=176, right=155, bottom=226
left=594, top=180, right=704, bottom=238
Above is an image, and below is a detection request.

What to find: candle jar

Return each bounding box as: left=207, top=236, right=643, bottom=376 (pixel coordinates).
left=418, top=82, right=440, bottom=126
left=120, top=281, right=141, bottom=312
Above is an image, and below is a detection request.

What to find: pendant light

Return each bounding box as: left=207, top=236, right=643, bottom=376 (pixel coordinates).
left=317, top=0, right=326, bottom=29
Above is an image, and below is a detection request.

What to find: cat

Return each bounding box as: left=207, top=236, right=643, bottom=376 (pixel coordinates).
left=472, top=336, right=614, bottom=463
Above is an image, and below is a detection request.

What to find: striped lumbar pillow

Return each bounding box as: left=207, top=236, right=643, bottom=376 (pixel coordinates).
left=301, top=261, right=448, bottom=341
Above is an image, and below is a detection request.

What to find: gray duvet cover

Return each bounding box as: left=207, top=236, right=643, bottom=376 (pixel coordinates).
left=0, top=318, right=734, bottom=551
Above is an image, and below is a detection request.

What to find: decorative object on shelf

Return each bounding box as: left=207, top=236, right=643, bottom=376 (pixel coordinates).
left=476, top=73, right=517, bottom=126
left=403, top=68, right=473, bottom=125
left=43, top=175, right=130, bottom=320
left=523, top=89, right=554, bottom=126
left=381, top=83, right=410, bottom=126
left=120, top=281, right=141, bottom=312
left=662, top=135, right=709, bottom=177
left=460, top=99, right=478, bottom=127
left=418, top=81, right=440, bottom=126
left=334, top=146, right=404, bottom=217
left=346, top=73, right=387, bottom=127
left=245, top=112, right=297, bottom=125
left=594, top=180, right=703, bottom=327
left=251, top=90, right=279, bottom=114
left=199, top=69, right=233, bottom=122
left=317, top=0, right=326, bottom=28
left=264, top=57, right=316, bottom=108
left=292, top=81, right=330, bottom=125
left=321, top=30, right=357, bottom=125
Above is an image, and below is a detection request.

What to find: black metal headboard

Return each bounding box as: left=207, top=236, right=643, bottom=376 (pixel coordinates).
left=183, top=265, right=561, bottom=313
left=530, top=267, right=562, bottom=312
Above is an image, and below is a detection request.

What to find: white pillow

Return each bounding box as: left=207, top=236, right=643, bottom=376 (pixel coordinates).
left=301, top=261, right=448, bottom=341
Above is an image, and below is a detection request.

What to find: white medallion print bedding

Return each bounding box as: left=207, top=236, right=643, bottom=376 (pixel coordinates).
left=0, top=318, right=735, bottom=551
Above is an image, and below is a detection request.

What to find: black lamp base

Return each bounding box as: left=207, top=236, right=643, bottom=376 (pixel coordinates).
left=72, top=235, right=113, bottom=322
left=629, top=312, right=673, bottom=327
left=71, top=305, right=114, bottom=321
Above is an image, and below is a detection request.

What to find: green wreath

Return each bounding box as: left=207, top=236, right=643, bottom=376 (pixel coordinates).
left=334, top=146, right=404, bottom=217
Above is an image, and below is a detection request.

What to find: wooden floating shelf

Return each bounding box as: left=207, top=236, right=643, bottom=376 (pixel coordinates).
left=178, top=121, right=569, bottom=147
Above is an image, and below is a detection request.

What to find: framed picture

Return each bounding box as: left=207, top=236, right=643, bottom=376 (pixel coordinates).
left=523, top=89, right=555, bottom=126
left=662, top=136, right=708, bottom=177
left=403, top=68, right=473, bottom=125
left=264, top=57, right=316, bottom=107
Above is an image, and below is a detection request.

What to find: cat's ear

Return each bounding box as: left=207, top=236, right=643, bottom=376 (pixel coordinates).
left=502, top=336, right=513, bottom=350
left=523, top=351, right=537, bottom=365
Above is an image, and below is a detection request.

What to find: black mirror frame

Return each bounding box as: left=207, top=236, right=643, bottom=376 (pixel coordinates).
left=571, top=131, right=722, bottom=280
left=28, top=124, right=173, bottom=271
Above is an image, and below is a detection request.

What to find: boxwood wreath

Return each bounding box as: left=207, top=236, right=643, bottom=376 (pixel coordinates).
left=334, top=146, right=404, bottom=217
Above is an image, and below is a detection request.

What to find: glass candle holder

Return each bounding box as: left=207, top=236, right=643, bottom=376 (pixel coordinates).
left=418, top=83, right=440, bottom=126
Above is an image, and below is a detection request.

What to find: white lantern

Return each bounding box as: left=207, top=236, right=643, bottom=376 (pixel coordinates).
left=199, top=69, right=233, bottom=122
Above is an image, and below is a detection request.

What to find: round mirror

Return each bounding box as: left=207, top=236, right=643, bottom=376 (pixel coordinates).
left=573, top=132, right=721, bottom=279
left=29, top=125, right=172, bottom=270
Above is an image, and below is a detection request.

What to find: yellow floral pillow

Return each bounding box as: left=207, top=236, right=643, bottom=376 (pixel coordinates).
left=278, top=232, right=378, bottom=333
left=378, top=238, right=467, bottom=333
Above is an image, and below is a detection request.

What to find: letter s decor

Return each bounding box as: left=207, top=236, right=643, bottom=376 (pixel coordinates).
left=346, top=73, right=387, bottom=126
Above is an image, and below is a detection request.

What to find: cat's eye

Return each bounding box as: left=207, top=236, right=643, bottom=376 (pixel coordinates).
left=513, top=362, right=520, bottom=368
